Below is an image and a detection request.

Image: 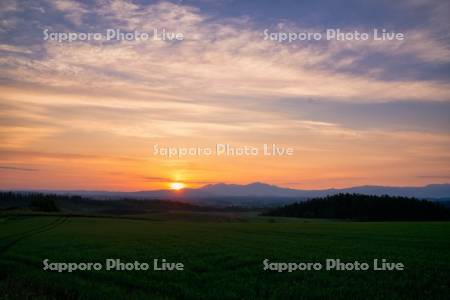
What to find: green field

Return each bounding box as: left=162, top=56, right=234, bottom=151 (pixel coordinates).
left=0, top=215, right=449, bottom=299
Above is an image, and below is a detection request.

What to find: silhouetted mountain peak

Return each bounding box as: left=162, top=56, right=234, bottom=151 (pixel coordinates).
left=198, top=182, right=298, bottom=197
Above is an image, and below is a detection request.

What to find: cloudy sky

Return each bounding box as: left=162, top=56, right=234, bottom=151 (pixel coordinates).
left=0, top=0, right=449, bottom=190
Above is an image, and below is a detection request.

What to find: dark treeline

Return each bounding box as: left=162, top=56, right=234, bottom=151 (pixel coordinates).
left=263, top=193, right=450, bottom=221
left=0, top=192, right=252, bottom=215
left=0, top=191, right=207, bottom=214
left=0, top=192, right=78, bottom=212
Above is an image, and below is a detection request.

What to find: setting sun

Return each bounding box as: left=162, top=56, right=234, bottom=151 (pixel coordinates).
left=169, top=182, right=185, bottom=190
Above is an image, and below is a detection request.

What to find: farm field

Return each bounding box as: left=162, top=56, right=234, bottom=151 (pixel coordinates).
left=0, top=215, right=449, bottom=299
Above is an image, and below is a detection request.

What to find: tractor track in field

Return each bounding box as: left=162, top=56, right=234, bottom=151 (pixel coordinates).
left=0, top=217, right=68, bottom=254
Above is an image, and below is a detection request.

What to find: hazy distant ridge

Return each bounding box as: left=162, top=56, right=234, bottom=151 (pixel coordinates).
left=12, top=183, right=450, bottom=204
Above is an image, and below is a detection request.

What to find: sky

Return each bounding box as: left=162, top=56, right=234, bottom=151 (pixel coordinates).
left=0, top=0, right=449, bottom=191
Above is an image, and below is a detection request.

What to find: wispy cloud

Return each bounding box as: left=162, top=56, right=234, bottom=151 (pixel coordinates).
left=49, top=0, right=88, bottom=26
left=0, top=165, right=39, bottom=171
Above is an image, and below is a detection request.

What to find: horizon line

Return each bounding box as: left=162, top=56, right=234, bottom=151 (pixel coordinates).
left=1, top=182, right=449, bottom=193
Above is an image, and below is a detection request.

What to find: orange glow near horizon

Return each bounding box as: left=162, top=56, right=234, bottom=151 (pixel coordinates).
left=169, top=182, right=185, bottom=190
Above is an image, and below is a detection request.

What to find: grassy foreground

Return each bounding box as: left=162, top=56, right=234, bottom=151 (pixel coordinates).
left=0, top=215, right=449, bottom=299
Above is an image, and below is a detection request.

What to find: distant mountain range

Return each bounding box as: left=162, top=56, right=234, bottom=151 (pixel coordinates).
left=9, top=182, right=450, bottom=206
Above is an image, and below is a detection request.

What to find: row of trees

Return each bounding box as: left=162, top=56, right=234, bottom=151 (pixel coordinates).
left=263, top=193, right=450, bottom=221
left=0, top=192, right=61, bottom=212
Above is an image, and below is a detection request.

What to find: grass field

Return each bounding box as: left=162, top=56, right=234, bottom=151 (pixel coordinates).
left=0, top=215, right=449, bottom=299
